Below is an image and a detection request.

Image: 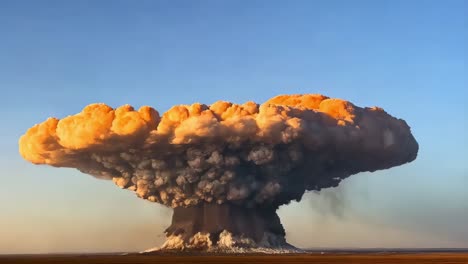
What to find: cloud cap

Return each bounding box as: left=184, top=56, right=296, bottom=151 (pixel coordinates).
left=19, top=94, right=418, bottom=208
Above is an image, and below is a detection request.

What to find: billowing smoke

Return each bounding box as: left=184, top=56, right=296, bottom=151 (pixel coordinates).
left=19, top=94, right=418, bottom=250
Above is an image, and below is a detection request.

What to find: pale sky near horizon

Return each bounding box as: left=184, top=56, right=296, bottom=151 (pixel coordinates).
left=1, top=0, right=466, bottom=253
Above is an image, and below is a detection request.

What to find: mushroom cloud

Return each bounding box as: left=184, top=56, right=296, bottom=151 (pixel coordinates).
left=19, top=94, right=418, bottom=250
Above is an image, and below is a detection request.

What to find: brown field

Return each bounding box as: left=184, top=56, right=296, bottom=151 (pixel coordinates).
left=1, top=253, right=467, bottom=264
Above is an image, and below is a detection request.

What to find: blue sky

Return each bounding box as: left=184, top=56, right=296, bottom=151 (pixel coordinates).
left=0, top=0, right=466, bottom=253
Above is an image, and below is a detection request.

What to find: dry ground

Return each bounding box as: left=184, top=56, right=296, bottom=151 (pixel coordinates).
left=1, top=253, right=467, bottom=264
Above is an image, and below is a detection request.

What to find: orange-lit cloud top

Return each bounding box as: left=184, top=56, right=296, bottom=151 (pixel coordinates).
left=19, top=94, right=418, bottom=208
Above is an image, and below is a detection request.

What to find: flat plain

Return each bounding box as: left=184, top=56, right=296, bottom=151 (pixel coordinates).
left=1, top=252, right=467, bottom=264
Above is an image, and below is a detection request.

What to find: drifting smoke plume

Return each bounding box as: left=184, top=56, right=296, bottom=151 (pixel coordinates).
left=19, top=94, right=418, bottom=250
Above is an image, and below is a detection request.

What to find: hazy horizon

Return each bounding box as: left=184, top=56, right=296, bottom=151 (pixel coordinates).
left=1, top=0, right=466, bottom=254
